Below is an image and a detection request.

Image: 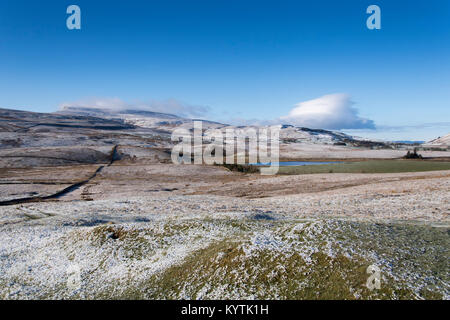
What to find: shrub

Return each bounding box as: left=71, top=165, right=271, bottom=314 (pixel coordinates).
left=403, top=148, right=423, bottom=159
left=221, top=163, right=260, bottom=173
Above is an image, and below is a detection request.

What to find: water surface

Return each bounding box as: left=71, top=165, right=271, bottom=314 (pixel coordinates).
left=252, top=161, right=342, bottom=166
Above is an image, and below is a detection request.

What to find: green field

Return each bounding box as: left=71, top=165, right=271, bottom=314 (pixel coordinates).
left=278, top=160, right=450, bottom=175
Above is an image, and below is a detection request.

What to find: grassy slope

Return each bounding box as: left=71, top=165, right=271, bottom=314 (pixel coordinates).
left=2, top=181, right=448, bottom=300
left=67, top=219, right=447, bottom=300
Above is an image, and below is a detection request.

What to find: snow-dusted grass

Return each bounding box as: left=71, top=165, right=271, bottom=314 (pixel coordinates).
left=0, top=195, right=448, bottom=299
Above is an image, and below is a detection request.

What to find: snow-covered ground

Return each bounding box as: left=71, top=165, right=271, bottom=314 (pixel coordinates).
left=0, top=169, right=448, bottom=299
left=1, top=106, right=449, bottom=299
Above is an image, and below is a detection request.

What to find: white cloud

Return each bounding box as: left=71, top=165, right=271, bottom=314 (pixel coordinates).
left=59, top=94, right=376, bottom=130
left=59, top=97, right=210, bottom=118
left=279, top=93, right=375, bottom=130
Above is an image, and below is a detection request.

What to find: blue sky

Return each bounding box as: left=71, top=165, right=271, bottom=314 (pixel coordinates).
left=0, top=0, right=449, bottom=140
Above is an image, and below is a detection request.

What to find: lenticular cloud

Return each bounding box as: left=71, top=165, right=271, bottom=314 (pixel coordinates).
left=280, top=93, right=375, bottom=130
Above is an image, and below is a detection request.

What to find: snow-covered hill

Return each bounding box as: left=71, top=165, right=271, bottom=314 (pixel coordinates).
left=58, top=106, right=224, bottom=132
left=57, top=106, right=370, bottom=146
left=426, top=133, right=450, bottom=147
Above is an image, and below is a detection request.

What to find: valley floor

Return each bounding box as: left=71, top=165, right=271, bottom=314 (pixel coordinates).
left=0, top=162, right=449, bottom=299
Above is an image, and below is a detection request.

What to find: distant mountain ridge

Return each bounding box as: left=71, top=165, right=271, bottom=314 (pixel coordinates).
left=4, top=106, right=445, bottom=149
left=0, top=107, right=135, bottom=131
left=57, top=106, right=223, bottom=132
left=56, top=106, right=383, bottom=146
left=58, top=106, right=181, bottom=120
left=2, top=106, right=449, bottom=168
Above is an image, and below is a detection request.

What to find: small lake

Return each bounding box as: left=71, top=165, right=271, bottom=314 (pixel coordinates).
left=251, top=161, right=342, bottom=167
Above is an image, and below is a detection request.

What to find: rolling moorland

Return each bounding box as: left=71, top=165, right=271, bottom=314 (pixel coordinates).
left=0, top=107, right=449, bottom=299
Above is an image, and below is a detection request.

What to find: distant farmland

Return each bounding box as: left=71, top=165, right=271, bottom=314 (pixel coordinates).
left=278, top=160, right=450, bottom=175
